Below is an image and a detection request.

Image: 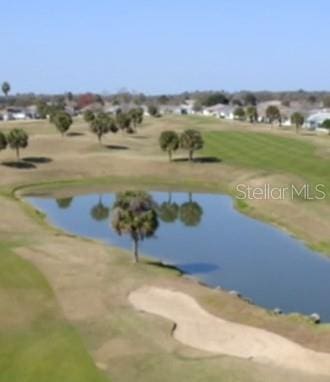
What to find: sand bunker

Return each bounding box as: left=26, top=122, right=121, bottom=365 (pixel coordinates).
left=129, top=286, right=330, bottom=376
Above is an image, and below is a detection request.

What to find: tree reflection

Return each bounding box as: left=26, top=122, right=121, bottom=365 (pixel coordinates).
left=90, top=195, right=109, bottom=221
left=157, top=192, right=179, bottom=223
left=179, top=192, right=203, bottom=227
left=56, top=197, right=73, bottom=209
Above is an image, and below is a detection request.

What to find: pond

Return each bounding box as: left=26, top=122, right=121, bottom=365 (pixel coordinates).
left=27, top=191, right=330, bottom=321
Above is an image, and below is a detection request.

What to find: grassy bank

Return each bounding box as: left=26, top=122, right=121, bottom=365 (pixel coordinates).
left=0, top=242, right=109, bottom=382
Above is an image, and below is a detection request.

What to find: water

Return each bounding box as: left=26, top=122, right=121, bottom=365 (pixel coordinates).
left=27, top=191, right=330, bottom=321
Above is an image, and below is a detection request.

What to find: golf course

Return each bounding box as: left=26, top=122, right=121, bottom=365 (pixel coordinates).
left=1, top=115, right=330, bottom=382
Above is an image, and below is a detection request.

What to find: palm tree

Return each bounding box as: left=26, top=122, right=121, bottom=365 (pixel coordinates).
left=83, top=110, right=95, bottom=123
left=90, top=113, right=117, bottom=143
left=128, top=108, right=144, bottom=130
left=2, top=81, right=10, bottom=98
left=111, top=191, right=159, bottom=263
left=159, top=131, right=180, bottom=161
left=246, top=106, right=258, bottom=123
left=291, top=112, right=304, bottom=134
left=136, top=108, right=144, bottom=125
left=148, top=105, right=159, bottom=117
left=0, top=132, right=7, bottom=152
left=52, top=111, right=73, bottom=136
left=233, top=107, right=246, bottom=121
left=116, top=112, right=132, bottom=133
left=7, top=128, right=29, bottom=160
left=180, top=129, right=204, bottom=161
left=266, top=106, right=281, bottom=128
left=129, top=109, right=139, bottom=131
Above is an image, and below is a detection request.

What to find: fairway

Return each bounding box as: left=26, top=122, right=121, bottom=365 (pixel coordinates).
left=0, top=242, right=108, bottom=382
left=203, top=131, right=330, bottom=197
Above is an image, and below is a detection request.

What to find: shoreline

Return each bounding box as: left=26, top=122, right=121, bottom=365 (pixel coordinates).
left=9, top=175, right=330, bottom=258
left=20, top=181, right=329, bottom=325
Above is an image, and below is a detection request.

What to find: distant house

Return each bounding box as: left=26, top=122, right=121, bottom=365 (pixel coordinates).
left=103, top=103, right=147, bottom=115
left=65, top=106, right=78, bottom=116
left=179, top=100, right=195, bottom=115
left=257, top=100, right=310, bottom=126
left=177, top=102, right=195, bottom=115
left=305, top=111, right=330, bottom=132
left=203, top=104, right=235, bottom=119
left=3, top=108, right=28, bottom=121
left=0, top=105, right=43, bottom=121
left=139, top=105, right=150, bottom=117
left=158, top=103, right=195, bottom=116
left=159, top=100, right=195, bottom=115
left=26, top=105, right=39, bottom=119
left=81, top=103, right=105, bottom=114
left=257, top=100, right=286, bottom=124
left=159, top=105, right=178, bottom=115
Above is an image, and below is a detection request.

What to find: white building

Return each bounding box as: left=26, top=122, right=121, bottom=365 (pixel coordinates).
left=158, top=102, right=195, bottom=116
left=305, top=111, right=330, bottom=133
left=203, top=104, right=235, bottom=119
left=3, top=108, right=28, bottom=121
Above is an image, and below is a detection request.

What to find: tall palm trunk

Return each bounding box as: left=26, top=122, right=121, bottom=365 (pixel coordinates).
left=16, top=147, right=20, bottom=160
left=132, top=237, right=139, bottom=263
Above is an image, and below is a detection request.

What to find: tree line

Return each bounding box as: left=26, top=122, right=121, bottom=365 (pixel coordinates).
left=38, top=105, right=144, bottom=143
left=3, top=81, right=330, bottom=111
left=84, top=107, right=144, bottom=143
left=0, top=106, right=145, bottom=162
left=231, top=105, right=306, bottom=133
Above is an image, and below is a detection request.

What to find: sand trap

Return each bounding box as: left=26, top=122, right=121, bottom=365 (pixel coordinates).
left=129, top=286, right=330, bottom=377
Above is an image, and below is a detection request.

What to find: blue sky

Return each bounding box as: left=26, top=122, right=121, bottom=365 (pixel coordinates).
left=1, top=1, right=329, bottom=94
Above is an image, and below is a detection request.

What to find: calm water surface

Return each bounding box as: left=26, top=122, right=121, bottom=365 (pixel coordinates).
left=27, top=192, right=330, bottom=321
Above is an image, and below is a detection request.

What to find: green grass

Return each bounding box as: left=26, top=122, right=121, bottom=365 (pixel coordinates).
left=203, top=131, right=330, bottom=198
left=0, top=242, right=109, bottom=382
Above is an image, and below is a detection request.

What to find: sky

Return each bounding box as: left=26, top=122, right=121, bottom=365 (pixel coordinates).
left=1, top=0, right=330, bottom=94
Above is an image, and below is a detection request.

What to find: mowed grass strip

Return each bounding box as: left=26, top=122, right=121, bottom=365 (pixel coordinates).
left=203, top=131, right=330, bottom=196
left=0, top=243, right=109, bottom=382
